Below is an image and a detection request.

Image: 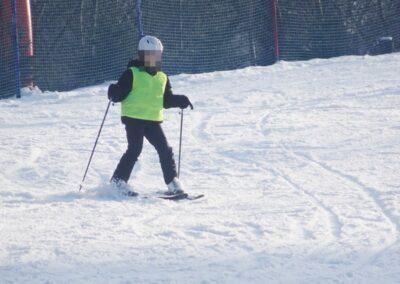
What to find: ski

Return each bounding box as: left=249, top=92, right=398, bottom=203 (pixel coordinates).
left=157, top=192, right=188, bottom=200
left=113, top=188, right=204, bottom=201
left=138, top=192, right=204, bottom=201
left=124, top=191, right=139, bottom=197
left=157, top=193, right=204, bottom=201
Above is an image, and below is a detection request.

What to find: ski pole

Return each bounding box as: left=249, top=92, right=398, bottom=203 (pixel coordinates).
left=177, top=101, right=194, bottom=178
left=79, top=100, right=112, bottom=191
left=178, top=109, right=184, bottom=178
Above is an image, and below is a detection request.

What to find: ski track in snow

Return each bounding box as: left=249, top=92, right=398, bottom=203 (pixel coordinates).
left=1, top=54, right=400, bottom=283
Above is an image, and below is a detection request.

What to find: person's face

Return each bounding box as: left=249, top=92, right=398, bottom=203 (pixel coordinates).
left=143, top=50, right=162, bottom=67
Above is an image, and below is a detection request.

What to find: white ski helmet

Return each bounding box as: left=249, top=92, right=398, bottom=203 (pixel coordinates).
left=138, top=35, right=164, bottom=52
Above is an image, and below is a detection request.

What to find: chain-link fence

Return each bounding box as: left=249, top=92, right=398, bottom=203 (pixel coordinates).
left=1, top=1, right=18, bottom=98
left=1, top=0, right=399, bottom=98
left=277, top=0, right=400, bottom=60
left=141, top=0, right=275, bottom=75
left=30, top=0, right=138, bottom=92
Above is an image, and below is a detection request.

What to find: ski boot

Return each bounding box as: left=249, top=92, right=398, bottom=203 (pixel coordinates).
left=165, top=177, right=185, bottom=196
left=110, top=178, right=138, bottom=197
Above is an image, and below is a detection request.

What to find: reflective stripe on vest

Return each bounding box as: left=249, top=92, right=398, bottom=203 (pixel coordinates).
left=121, top=67, right=167, bottom=122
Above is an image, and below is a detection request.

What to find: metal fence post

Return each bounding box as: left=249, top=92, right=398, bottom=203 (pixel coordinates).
left=11, top=0, right=21, bottom=98
left=271, top=0, right=280, bottom=62
left=135, top=0, right=145, bottom=40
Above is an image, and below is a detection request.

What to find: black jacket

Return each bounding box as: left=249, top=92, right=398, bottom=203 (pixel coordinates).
left=108, top=59, right=190, bottom=109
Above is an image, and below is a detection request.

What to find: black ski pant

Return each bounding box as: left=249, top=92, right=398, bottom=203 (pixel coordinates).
left=112, top=117, right=177, bottom=184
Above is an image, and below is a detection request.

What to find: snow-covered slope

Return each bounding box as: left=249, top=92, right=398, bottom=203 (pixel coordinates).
left=1, top=54, right=400, bottom=283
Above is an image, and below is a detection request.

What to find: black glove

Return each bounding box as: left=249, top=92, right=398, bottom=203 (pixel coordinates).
left=178, top=95, right=194, bottom=110
left=108, top=83, right=128, bottom=103
left=108, top=84, right=119, bottom=102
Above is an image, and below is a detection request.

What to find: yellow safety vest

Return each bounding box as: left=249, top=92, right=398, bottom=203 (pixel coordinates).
left=121, top=67, right=167, bottom=122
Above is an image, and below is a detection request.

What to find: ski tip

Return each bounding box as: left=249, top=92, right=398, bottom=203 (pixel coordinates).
left=186, top=194, right=204, bottom=200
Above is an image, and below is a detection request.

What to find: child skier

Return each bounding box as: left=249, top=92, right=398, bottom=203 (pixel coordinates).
left=108, top=35, right=193, bottom=196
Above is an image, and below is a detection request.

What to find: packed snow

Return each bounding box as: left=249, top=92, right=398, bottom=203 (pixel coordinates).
left=1, top=54, right=400, bottom=283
